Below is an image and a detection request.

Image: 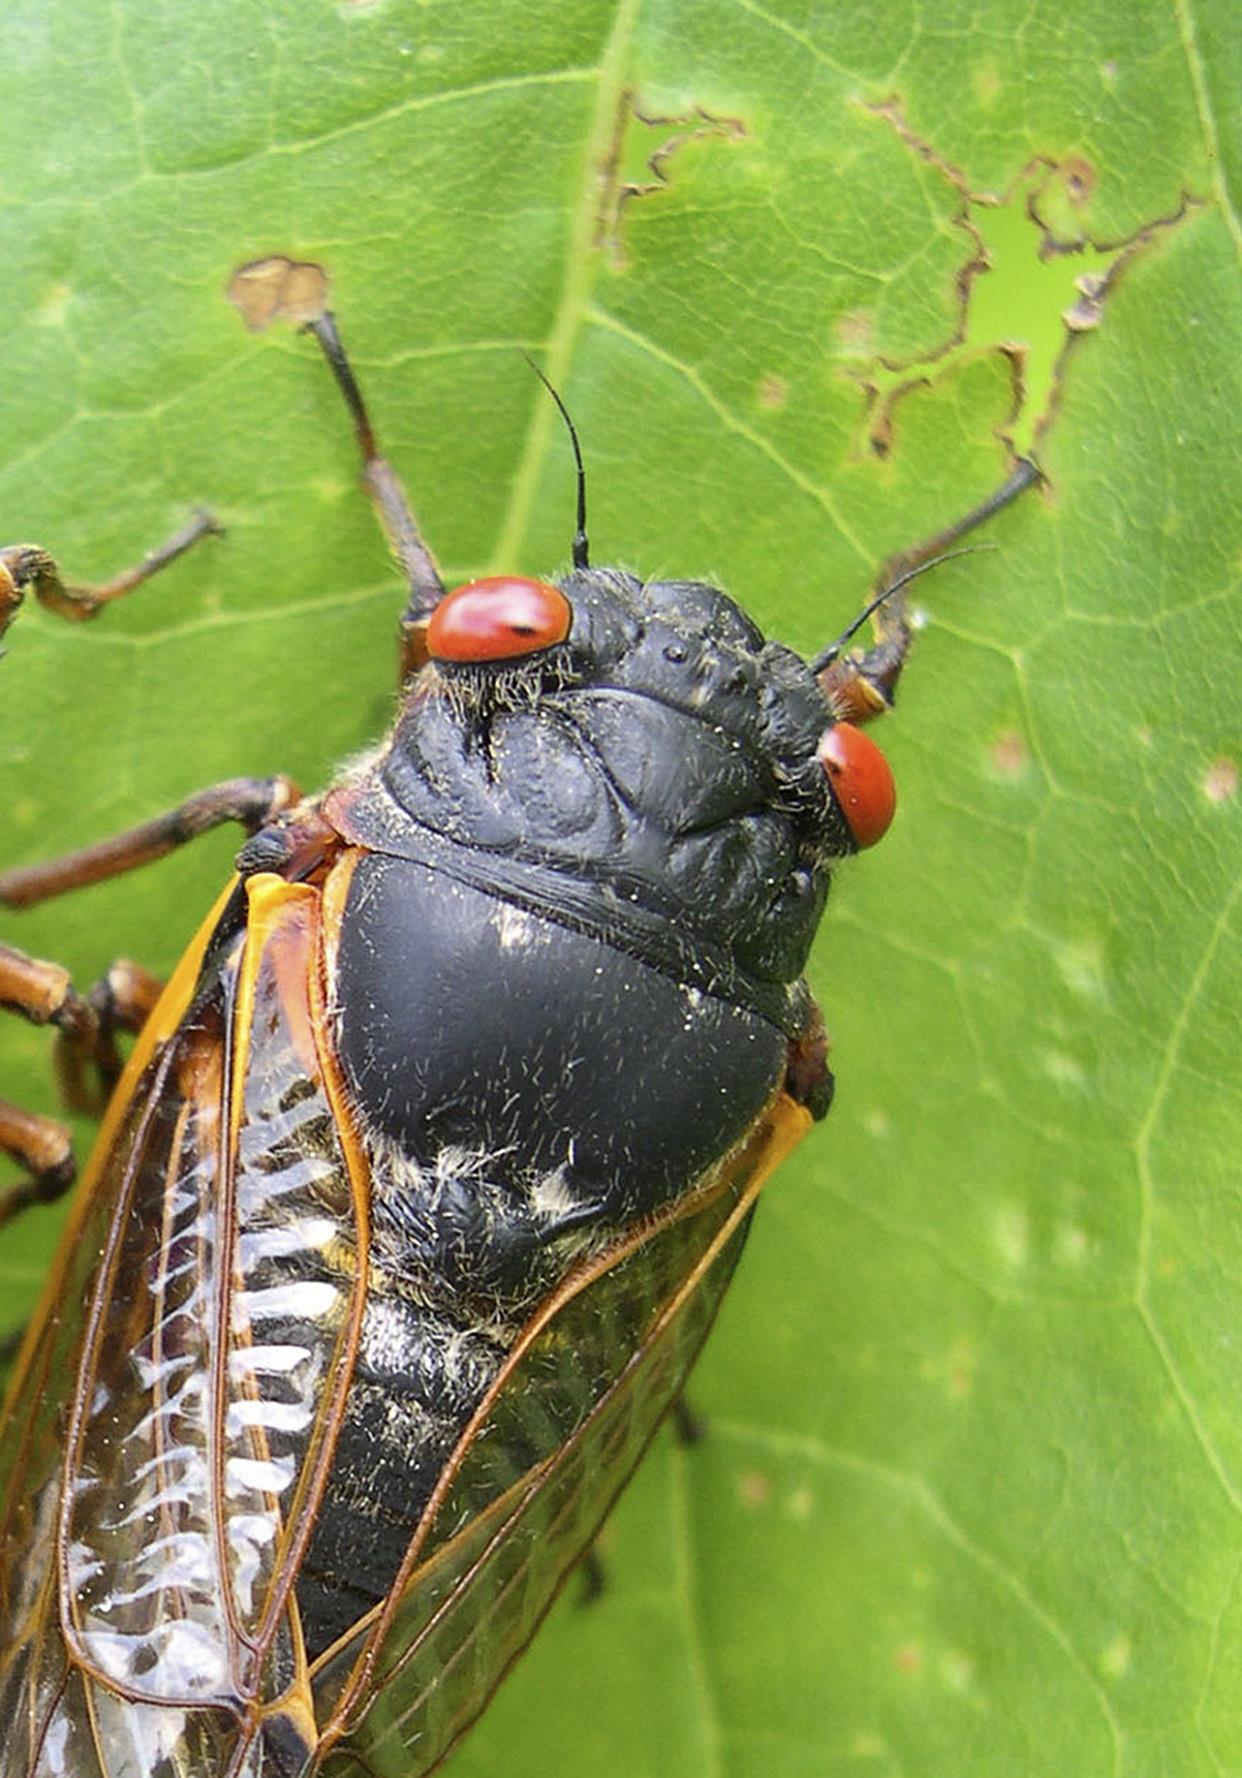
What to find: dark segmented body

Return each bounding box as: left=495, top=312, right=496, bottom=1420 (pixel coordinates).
left=307, top=851, right=787, bottom=1649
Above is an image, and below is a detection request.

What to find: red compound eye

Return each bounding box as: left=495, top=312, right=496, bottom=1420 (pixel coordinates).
left=818, top=722, right=896, bottom=849
left=426, top=576, right=571, bottom=664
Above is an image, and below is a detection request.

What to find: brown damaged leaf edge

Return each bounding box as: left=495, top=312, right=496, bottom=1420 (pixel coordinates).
left=1023, top=201, right=1189, bottom=439
left=849, top=95, right=1189, bottom=459
left=596, top=89, right=747, bottom=266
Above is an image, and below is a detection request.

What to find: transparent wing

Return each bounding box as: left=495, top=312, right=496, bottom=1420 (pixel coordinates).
left=0, top=877, right=371, bottom=1778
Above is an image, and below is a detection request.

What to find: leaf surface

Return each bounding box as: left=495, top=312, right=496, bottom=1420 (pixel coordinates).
left=1, top=2, right=1238, bottom=1774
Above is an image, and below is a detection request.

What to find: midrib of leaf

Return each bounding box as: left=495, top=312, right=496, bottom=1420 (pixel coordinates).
left=1173, top=0, right=1242, bottom=255
left=484, top=0, right=640, bottom=572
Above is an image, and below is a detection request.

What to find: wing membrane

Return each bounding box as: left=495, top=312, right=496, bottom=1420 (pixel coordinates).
left=0, top=878, right=369, bottom=1776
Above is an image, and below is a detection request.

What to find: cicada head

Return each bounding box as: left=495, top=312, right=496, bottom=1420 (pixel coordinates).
left=357, top=567, right=895, bottom=1002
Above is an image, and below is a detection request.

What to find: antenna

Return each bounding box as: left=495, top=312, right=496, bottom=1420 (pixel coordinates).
left=812, top=456, right=1042, bottom=674
left=809, top=545, right=993, bottom=675
left=524, top=355, right=589, bottom=570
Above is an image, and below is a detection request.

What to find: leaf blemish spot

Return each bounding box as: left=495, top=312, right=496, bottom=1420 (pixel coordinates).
left=757, top=374, right=788, bottom=410
left=1052, top=938, right=1108, bottom=1002
left=1060, top=155, right=1097, bottom=208
left=834, top=308, right=873, bottom=355
left=990, top=729, right=1028, bottom=776
left=312, top=477, right=353, bottom=506
left=1054, top=1223, right=1089, bottom=1266
left=994, top=1204, right=1029, bottom=1267
left=972, top=59, right=1002, bottom=107
left=1042, top=1048, right=1086, bottom=1090
left=945, top=1339, right=977, bottom=1401
left=737, top=1469, right=773, bottom=1509
left=227, top=255, right=331, bottom=333
left=1101, top=1635, right=1131, bottom=1679
left=785, top=1484, right=814, bottom=1521
left=894, top=1642, right=924, bottom=1676
left=1203, top=756, right=1238, bottom=804
left=918, top=1338, right=976, bottom=1399
left=35, top=283, right=72, bottom=328
left=940, top=1649, right=976, bottom=1693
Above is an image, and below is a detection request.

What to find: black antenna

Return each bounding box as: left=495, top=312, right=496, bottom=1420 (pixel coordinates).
left=809, top=544, right=993, bottom=674
left=524, top=355, right=589, bottom=569
left=812, top=456, right=1041, bottom=673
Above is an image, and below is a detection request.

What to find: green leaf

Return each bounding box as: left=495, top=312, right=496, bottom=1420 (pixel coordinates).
left=1, top=2, right=1238, bottom=1775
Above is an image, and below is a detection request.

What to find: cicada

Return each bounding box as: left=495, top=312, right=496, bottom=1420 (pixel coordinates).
left=0, top=312, right=1037, bottom=1777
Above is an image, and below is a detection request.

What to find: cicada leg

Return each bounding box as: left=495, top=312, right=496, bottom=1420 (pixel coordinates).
left=303, top=313, right=447, bottom=678
left=0, top=774, right=302, bottom=1229
left=0, top=507, right=269, bottom=1367
left=817, top=456, right=1042, bottom=721
left=575, top=1547, right=607, bottom=1606
left=0, top=774, right=301, bottom=909
left=573, top=1389, right=708, bottom=1606
left=0, top=1099, right=75, bottom=1226
left=0, top=508, right=220, bottom=643
left=0, top=943, right=166, bottom=1222
left=670, top=1393, right=706, bottom=1446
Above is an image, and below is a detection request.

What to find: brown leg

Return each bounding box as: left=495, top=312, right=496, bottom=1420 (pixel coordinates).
left=815, top=457, right=1042, bottom=719
left=56, top=959, right=166, bottom=1115
left=1, top=942, right=163, bottom=1116
left=0, top=508, right=220, bottom=642
left=0, top=1100, right=77, bottom=1227
left=0, top=942, right=167, bottom=1219
left=304, top=314, right=446, bottom=677
left=0, top=774, right=299, bottom=910
left=0, top=770, right=300, bottom=1219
